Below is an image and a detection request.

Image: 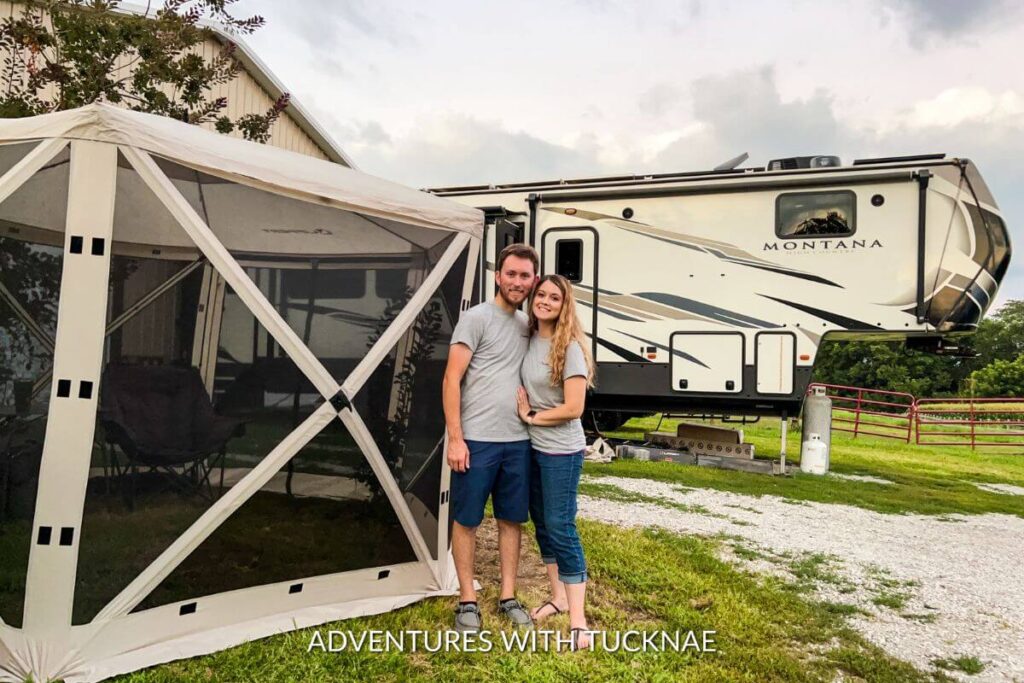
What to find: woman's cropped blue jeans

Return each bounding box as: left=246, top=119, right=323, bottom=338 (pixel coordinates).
left=529, top=448, right=587, bottom=584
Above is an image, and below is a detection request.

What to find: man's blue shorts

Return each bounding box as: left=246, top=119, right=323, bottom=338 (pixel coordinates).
left=451, top=439, right=531, bottom=527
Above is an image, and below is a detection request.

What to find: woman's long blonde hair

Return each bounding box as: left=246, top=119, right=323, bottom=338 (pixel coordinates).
left=528, top=274, right=596, bottom=388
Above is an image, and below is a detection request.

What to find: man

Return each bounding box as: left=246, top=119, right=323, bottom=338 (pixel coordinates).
left=443, top=243, right=539, bottom=631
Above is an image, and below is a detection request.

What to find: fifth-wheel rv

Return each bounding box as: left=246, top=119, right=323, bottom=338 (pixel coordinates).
left=429, top=154, right=1011, bottom=427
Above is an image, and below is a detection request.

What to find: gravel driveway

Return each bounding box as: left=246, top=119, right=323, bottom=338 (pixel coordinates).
left=579, top=475, right=1024, bottom=682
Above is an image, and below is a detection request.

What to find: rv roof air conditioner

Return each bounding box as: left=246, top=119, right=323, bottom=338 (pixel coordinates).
left=767, top=155, right=841, bottom=171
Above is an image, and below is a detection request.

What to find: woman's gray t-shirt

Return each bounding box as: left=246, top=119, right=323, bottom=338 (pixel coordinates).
left=521, top=337, right=588, bottom=454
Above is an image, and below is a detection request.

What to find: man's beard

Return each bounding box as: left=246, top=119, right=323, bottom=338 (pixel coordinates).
left=499, top=284, right=528, bottom=306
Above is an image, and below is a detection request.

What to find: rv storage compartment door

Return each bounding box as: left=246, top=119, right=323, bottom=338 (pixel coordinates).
left=670, top=332, right=744, bottom=393
left=755, top=332, right=795, bottom=395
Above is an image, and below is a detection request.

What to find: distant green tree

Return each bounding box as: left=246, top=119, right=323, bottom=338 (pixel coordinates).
left=964, top=300, right=1024, bottom=373
left=0, top=0, right=288, bottom=141
left=968, top=356, right=1024, bottom=397
left=812, top=340, right=963, bottom=396
left=813, top=300, right=1024, bottom=397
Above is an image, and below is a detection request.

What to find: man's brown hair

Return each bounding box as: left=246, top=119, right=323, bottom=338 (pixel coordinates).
left=496, top=243, right=539, bottom=275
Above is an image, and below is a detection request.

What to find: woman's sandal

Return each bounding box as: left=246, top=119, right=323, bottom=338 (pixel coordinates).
left=531, top=600, right=565, bottom=621
left=570, top=627, right=592, bottom=651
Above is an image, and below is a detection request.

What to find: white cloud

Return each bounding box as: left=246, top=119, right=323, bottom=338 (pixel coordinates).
left=651, top=67, right=843, bottom=170
left=637, top=82, right=686, bottom=119
left=344, top=113, right=603, bottom=188
left=901, top=88, right=1024, bottom=129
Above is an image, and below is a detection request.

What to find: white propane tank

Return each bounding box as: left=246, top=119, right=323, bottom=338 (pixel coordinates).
left=800, top=433, right=829, bottom=475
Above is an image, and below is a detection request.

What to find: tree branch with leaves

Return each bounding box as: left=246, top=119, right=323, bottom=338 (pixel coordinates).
left=0, top=0, right=289, bottom=141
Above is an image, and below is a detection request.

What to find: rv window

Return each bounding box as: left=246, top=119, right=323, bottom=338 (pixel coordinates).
left=776, top=191, right=856, bottom=238
left=282, top=267, right=366, bottom=300
left=555, top=239, right=583, bottom=283
left=375, top=268, right=408, bottom=300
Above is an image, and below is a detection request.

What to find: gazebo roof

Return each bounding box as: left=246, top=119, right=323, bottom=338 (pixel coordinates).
left=0, top=104, right=482, bottom=243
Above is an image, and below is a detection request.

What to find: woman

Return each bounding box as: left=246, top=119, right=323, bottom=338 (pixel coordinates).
left=516, top=274, right=596, bottom=649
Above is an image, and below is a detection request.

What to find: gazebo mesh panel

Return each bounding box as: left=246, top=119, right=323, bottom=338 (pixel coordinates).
left=72, top=156, right=456, bottom=623
left=0, top=143, right=70, bottom=242
left=130, top=415, right=417, bottom=613
left=229, top=234, right=461, bottom=385
left=0, top=161, right=69, bottom=627
left=353, top=247, right=468, bottom=560
left=72, top=251, right=215, bottom=625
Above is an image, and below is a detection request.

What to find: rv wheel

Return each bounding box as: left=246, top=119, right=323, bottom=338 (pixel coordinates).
left=588, top=410, right=629, bottom=432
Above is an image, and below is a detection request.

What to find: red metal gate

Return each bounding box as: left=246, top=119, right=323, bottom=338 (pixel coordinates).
left=807, top=383, right=915, bottom=442
left=914, top=398, right=1024, bottom=450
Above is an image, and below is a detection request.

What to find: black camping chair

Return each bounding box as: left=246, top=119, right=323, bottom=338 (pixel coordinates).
left=99, top=364, right=246, bottom=507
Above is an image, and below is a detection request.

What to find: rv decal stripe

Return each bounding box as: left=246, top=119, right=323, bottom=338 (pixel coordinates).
left=603, top=295, right=705, bottom=322
left=574, top=286, right=653, bottom=322
left=722, top=260, right=843, bottom=288
left=619, top=227, right=837, bottom=286
left=610, top=328, right=710, bottom=369
left=600, top=303, right=656, bottom=321
left=599, top=307, right=645, bottom=322
left=594, top=337, right=649, bottom=363
left=797, top=327, right=822, bottom=346
left=637, top=292, right=779, bottom=329
left=574, top=283, right=624, bottom=296
left=577, top=300, right=645, bottom=322
left=949, top=274, right=991, bottom=306
left=619, top=227, right=705, bottom=253
left=760, top=295, right=882, bottom=330
left=908, top=285, right=984, bottom=327
left=576, top=212, right=739, bottom=251
left=612, top=223, right=775, bottom=264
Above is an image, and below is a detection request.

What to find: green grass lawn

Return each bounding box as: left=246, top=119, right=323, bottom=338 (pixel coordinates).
left=106, top=413, right=1019, bottom=682
left=115, top=518, right=936, bottom=683
left=597, top=414, right=1024, bottom=517
left=6, top=413, right=1016, bottom=681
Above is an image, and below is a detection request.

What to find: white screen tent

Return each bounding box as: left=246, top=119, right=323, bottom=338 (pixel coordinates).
left=0, top=104, right=481, bottom=682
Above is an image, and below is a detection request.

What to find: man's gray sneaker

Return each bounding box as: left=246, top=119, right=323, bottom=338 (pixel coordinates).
left=454, top=602, right=482, bottom=632
left=498, top=598, right=534, bottom=629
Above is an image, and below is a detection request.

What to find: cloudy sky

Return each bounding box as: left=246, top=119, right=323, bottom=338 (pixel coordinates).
left=233, top=0, right=1023, bottom=302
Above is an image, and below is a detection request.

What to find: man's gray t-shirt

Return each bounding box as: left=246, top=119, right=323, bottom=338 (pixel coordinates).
left=451, top=301, right=530, bottom=442
left=521, top=337, right=589, bottom=454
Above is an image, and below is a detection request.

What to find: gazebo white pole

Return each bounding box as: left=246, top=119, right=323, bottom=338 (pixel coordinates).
left=22, top=140, right=117, bottom=640
left=438, top=236, right=480, bottom=584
